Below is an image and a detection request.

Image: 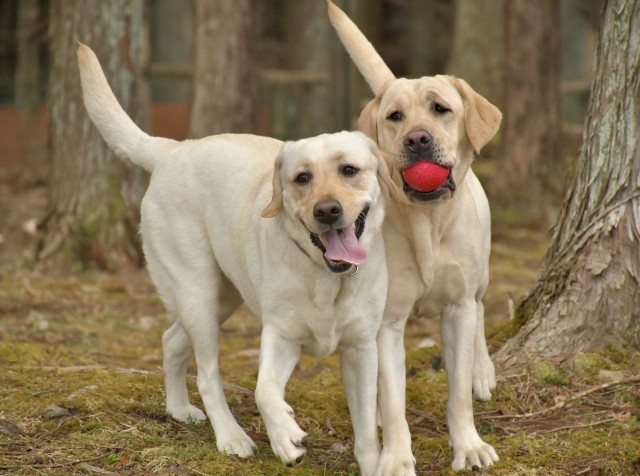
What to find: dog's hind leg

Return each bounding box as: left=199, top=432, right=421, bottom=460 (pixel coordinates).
left=143, top=219, right=252, bottom=456
left=163, top=321, right=206, bottom=423
left=176, top=273, right=254, bottom=457
left=163, top=275, right=243, bottom=424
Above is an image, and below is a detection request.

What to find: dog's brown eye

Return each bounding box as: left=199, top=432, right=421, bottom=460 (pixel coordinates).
left=295, top=173, right=310, bottom=184
left=342, top=166, right=358, bottom=176
left=434, top=103, right=449, bottom=114
left=387, top=111, right=402, bottom=121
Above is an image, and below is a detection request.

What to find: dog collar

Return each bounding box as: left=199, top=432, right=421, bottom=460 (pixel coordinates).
left=292, top=239, right=310, bottom=258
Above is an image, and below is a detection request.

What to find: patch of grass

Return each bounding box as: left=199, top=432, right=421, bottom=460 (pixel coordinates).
left=1, top=271, right=640, bottom=475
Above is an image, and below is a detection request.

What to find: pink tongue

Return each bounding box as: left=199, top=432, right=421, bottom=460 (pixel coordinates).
left=319, top=224, right=366, bottom=265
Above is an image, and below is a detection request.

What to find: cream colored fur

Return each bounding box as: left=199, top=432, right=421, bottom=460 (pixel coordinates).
left=327, top=2, right=501, bottom=474
left=78, top=43, right=393, bottom=475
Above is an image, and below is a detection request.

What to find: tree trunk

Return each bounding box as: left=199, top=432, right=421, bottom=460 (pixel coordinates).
left=15, top=0, right=41, bottom=115
left=279, top=0, right=333, bottom=138
left=39, top=0, right=149, bottom=271
left=495, top=0, right=640, bottom=368
left=149, top=0, right=194, bottom=104
left=502, top=0, right=561, bottom=200
left=189, top=0, right=259, bottom=138
left=447, top=0, right=504, bottom=110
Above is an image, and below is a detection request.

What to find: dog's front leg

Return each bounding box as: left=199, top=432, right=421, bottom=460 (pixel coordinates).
left=375, top=320, right=416, bottom=476
left=255, top=327, right=307, bottom=466
left=472, top=300, right=496, bottom=401
left=340, top=343, right=381, bottom=475
left=441, top=299, right=499, bottom=471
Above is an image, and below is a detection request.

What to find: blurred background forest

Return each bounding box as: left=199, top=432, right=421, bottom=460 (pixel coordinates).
left=0, top=0, right=599, bottom=198
left=0, top=0, right=604, bottom=328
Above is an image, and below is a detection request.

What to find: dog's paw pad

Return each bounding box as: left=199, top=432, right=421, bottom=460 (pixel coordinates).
left=218, top=434, right=257, bottom=458
left=451, top=440, right=499, bottom=472
left=374, top=449, right=416, bottom=476
left=167, top=404, right=207, bottom=423
left=271, top=428, right=308, bottom=466
left=472, top=357, right=496, bottom=402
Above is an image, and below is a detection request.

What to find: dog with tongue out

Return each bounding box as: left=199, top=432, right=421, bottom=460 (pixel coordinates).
left=79, top=41, right=398, bottom=475
left=309, top=199, right=368, bottom=272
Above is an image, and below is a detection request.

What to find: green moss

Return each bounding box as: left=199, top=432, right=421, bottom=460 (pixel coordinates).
left=513, top=300, right=533, bottom=330
left=563, top=353, right=610, bottom=376
left=530, top=361, right=570, bottom=386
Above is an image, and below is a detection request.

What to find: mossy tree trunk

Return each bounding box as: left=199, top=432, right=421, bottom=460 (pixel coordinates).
left=447, top=0, right=505, bottom=111
left=189, top=0, right=259, bottom=138
left=502, top=0, right=561, bottom=200
left=495, top=0, right=640, bottom=368
left=39, top=0, right=149, bottom=271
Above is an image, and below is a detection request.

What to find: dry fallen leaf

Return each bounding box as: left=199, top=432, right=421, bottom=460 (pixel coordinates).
left=612, top=411, right=631, bottom=423
left=42, top=404, right=69, bottom=419
left=329, top=440, right=351, bottom=453
left=0, top=418, right=25, bottom=435
left=78, top=463, right=115, bottom=474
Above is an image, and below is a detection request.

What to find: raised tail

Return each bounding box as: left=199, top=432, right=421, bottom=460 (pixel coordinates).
left=77, top=42, right=177, bottom=173
left=326, top=0, right=395, bottom=94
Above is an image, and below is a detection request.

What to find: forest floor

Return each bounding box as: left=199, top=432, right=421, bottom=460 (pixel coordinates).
left=1, top=127, right=640, bottom=475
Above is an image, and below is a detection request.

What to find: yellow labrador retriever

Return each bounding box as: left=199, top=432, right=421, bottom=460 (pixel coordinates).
left=327, top=2, right=502, bottom=473
left=78, top=43, right=396, bottom=474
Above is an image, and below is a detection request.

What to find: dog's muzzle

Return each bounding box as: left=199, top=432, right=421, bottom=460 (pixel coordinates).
left=309, top=207, right=369, bottom=274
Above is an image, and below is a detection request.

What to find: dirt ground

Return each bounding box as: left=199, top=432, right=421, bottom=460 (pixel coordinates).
left=1, top=108, right=639, bottom=475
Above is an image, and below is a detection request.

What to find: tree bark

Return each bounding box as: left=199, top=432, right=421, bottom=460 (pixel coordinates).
left=502, top=0, right=561, bottom=200
left=447, top=0, right=504, bottom=110
left=189, top=0, right=259, bottom=138
left=39, top=0, right=149, bottom=271
left=149, top=0, right=194, bottom=104
left=279, top=0, right=332, bottom=138
left=495, top=0, right=640, bottom=367
left=15, top=0, right=41, bottom=115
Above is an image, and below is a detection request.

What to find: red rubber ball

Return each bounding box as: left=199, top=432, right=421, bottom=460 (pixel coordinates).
left=402, top=161, right=449, bottom=193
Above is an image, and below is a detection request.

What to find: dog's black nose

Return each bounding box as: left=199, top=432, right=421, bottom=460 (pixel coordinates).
left=314, top=200, right=343, bottom=224
left=404, top=129, right=432, bottom=152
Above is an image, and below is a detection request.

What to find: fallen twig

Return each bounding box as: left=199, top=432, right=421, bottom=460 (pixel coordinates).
left=325, top=417, right=339, bottom=437
left=0, top=450, right=112, bottom=471
left=480, top=375, right=640, bottom=420
left=406, top=407, right=447, bottom=427
left=534, top=417, right=617, bottom=435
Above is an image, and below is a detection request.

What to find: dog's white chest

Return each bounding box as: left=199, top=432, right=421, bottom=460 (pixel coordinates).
left=301, top=294, right=351, bottom=360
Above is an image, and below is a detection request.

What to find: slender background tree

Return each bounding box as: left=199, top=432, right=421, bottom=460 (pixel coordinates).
left=188, top=0, right=259, bottom=138
left=502, top=0, right=561, bottom=201
left=38, top=0, right=149, bottom=270
left=15, top=0, right=41, bottom=116
left=496, top=0, right=640, bottom=367
left=447, top=0, right=505, bottom=111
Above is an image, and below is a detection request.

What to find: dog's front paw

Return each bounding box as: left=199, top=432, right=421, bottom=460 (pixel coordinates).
left=472, top=353, right=496, bottom=401
left=268, top=420, right=308, bottom=466
left=450, top=433, right=498, bottom=471
left=373, top=447, right=416, bottom=476
left=167, top=404, right=207, bottom=423
left=216, top=426, right=257, bottom=458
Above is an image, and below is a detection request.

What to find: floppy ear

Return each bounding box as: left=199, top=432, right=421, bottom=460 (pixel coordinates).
left=358, top=133, right=399, bottom=201
left=357, top=81, right=392, bottom=143
left=261, top=143, right=288, bottom=218
left=445, top=76, right=502, bottom=154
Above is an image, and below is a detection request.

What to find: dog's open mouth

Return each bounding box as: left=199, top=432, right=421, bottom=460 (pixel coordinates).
left=310, top=208, right=369, bottom=273
left=401, top=166, right=456, bottom=203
